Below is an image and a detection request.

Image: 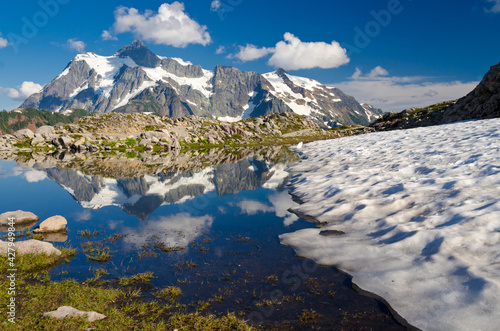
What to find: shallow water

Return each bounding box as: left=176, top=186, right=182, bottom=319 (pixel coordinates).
left=0, top=156, right=408, bottom=329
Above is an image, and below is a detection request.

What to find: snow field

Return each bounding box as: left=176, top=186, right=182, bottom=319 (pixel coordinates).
left=281, top=118, right=500, bottom=331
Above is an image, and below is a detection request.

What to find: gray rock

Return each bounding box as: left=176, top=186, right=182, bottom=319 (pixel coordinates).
left=0, top=210, right=39, bottom=226
left=34, top=215, right=67, bottom=233
left=139, top=139, right=152, bottom=146
left=58, top=136, right=73, bottom=147
left=0, top=239, right=61, bottom=256
left=444, top=61, right=500, bottom=122
left=34, top=126, right=55, bottom=137
left=14, top=129, right=34, bottom=140
left=31, top=134, right=44, bottom=146
left=42, top=306, right=106, bottom=322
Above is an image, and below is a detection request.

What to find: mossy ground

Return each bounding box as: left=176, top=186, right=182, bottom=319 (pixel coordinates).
left=0, top=246, right=254, bottom=330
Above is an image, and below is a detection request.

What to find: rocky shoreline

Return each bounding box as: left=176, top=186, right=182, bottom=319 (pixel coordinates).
left=0, top=112, right=376, bottom=176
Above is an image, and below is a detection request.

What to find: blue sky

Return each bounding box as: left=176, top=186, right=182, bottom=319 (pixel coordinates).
left=0, top=0, right=499, bottom=111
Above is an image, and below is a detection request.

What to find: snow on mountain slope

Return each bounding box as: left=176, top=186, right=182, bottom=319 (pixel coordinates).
left=72, top=52, right=138, bottom=97
left=263, top=71, right=317, bottom=116
left=281, top=117, right=500, bottom=331
left=21, top=40, right=381, bottom=126
left=142, top=66, right=213, bottom=98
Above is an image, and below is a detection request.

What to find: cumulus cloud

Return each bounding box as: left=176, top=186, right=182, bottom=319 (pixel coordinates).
left=237, top=193, right=300, bottom=226
left=269, top=33, right=349, bottom=70
left=210, top=0, right=221, bottom=11
left=66, top=38, right=86, bottom=52
left=229, top=33, right=349, bottom=70
left=237, top=200, right=274, bottom=215
left=0, top=81, right=43, bottom=101
left=215, top=45, right=226, bottom=54
left=0, top=34, right=8, bottom=49
left=103, top=2, right=212, bottom=48
left=486, top=0, right=500, bottom=13
left=332, top=66, right=479, bottom=112
left=24, top=169, right=48, bottom=182
left=229, top=44, right=274, bottom=62
left=122, top=213, right=214, bottom=249
left=101, top=30, right=117, bottom=41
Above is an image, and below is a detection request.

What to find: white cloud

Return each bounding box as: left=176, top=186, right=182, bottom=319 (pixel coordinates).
left=210, top=0, right=221, bottom=11
left=237, top=200, right=274, bottom=215
left=74, top=210, right=92, bottom=222
left=2, top=166, right=47, bottom=182
left=66, top=38, right=86, bottom=52
left=268, top=191, right=299, bottom=226
left=229, top=33, right=349, bottom=70
left=122, top=213, right=214, bottom=248
left=0, top=33, right=8, bottom=49
left=101, top=30, right=117, bottom=41
left=269, top=33, right=349, bottom=70
left=104, top=2, right=212, bottom=48
left=229, top=44, right=274, bottom=62
left=0, top=81, right=43, bottom=101
left=23, top=169, right=47, bottom=183
left=486, top=0, right=500, bottom=13
left=237, top=193, right=300, bottom=226
left=332, top=66, right=479, bottom=112
left=215, top=45, right=226, bottom=54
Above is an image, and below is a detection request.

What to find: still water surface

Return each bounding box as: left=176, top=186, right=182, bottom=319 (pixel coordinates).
left=0, top=155, right=407, bottom=329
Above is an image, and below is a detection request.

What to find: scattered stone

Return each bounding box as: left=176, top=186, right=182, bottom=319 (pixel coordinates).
left=42, top=306, right=106, bottom=322
left=319, top=230, right=346, bottom=236
left=34, top=215, right=67, bottom=233
left=14, top=128, right=34, bottom=140
left=0, top=239, right=61, bottom=256
left=34, top=125, right=55, bottom=138
left=0, top=210, right=39, bottom=226
left=31, top=134, right=45, bottom=146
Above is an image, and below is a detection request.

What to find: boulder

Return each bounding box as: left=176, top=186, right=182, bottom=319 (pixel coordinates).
left=34, top=215, right=67, bottom=233
left=31, top=134, right=44, bottom=146
left=42, top=306, right=106, bottom=322
left=0, top=210, right=39, bottom=226
left=14, top=129, right=34, bottom=140
left=34, top=126, right=55, bottom=138
left=0, top=239, right=61, bottom=256
left=139, top=139, right=152, bottom=146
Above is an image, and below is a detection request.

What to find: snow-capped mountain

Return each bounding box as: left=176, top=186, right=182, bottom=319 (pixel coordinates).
left=38, top=158, right=284, bottom=220
left=22, top=40, right=383, bottom=127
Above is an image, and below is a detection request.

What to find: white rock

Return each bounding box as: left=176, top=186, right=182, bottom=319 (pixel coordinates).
left=42, top=306, right=106, bottom=322
left=34, top=215, right=67, bottom=233
left=0, top=239, right=61, bottom=256
left=0, top=210, right=39, bottom=226
left=31, top=134, right=44, bottom=146
left=14, top=128, right=34, bottom=140
left=34, top=125, right=55, bottom=137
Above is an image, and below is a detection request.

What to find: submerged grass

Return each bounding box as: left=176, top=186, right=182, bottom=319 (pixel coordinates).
left=0, top=247, right=254, bottom=330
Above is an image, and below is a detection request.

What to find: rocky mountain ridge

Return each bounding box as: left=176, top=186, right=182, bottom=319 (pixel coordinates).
left=371, top=60, right=500, bottom=131
left=21, top=40, right=383, bottom=127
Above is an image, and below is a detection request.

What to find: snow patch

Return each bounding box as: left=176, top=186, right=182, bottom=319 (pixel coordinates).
left=281, top=118, right=500, bottom=331
left=74, top=52, right=138, bottom=97
left=142, top=66, right=213, bottom=98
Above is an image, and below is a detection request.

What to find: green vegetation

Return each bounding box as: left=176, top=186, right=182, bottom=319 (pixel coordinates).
left=159, top=286, right=182, bottom=300
left=298, top=309, right=322, bottom=325
left=0, top=107, right=88, bottom=134
left=118, top=272, right=154, bottom=286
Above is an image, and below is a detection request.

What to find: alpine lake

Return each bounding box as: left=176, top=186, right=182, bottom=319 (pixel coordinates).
left=0, top=146, right=410, bottom=330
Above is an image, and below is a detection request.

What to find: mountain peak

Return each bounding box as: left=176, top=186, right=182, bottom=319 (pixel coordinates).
left=275, top=68, right=288, bottom=77
left=116, top=40, right=160, bottom=68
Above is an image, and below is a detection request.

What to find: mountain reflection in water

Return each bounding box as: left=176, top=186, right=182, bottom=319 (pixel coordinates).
left=39, top=158, right=290, bottom=220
